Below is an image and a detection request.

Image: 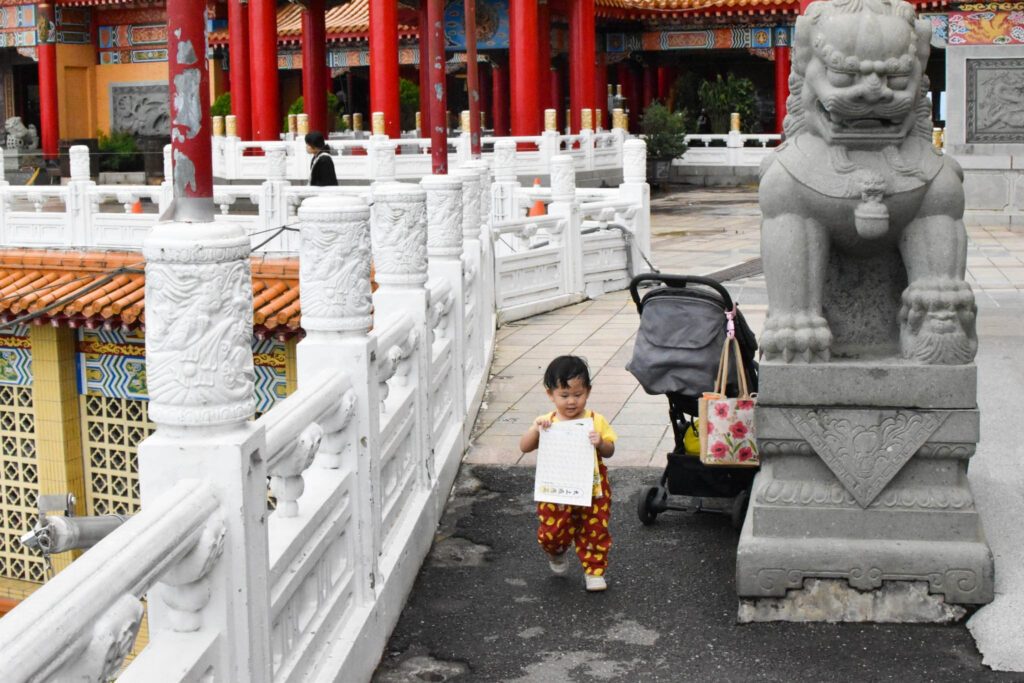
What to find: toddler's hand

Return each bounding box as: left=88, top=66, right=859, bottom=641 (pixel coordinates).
left=535, top=417, right=552, bottom=431
left=589, top=431, right=602, bottom=447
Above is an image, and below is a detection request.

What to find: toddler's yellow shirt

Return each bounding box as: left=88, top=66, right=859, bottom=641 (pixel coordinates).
left=538, top=410, right=618, bottom=498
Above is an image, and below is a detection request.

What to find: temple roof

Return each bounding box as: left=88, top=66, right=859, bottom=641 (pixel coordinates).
left=209, top=0, right=418, bottom=46
left=0, top=250, right=302, bottom=339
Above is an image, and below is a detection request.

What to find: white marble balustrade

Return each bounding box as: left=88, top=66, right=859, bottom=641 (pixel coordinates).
left=0, top=140, right=650, bottom=683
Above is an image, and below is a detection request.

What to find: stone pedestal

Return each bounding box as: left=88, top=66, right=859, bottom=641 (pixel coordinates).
left=736, top=359, right=993, bottom=618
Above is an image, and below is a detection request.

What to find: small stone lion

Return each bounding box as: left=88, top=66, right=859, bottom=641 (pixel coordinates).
left=760, top=0, right=976, bottom=365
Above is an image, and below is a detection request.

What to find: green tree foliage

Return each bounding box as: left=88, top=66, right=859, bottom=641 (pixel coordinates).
left=210, top=92, right=231, bottom=118
left=96, top=130, right=141, bottom=172
left=399, top=78, right=420, bottom=132
left=698, top=74, right=759, bottom=134
left=640, top=101, right=688, bottom=161
left=283, top=91, right=343, bottom=133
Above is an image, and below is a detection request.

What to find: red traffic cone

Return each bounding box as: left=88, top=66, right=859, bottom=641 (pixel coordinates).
left=528, top=178, right=546, bottom=217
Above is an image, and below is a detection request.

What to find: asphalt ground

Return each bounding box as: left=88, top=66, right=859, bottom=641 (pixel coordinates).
left=373, top=466, right=1024, bottom=683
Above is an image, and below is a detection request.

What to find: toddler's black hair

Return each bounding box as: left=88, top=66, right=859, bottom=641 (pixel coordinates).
left=543, top=355, right=592, bottom=390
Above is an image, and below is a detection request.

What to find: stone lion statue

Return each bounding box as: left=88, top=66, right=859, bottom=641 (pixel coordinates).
left=4, top=116, right=38, bottom=150
left=759, top=0, right=976, bottom=365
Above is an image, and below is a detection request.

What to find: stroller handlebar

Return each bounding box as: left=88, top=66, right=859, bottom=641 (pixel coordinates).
left=629, top=273, right=735, bottom=312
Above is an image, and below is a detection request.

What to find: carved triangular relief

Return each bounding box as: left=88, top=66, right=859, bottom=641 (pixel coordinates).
left=782, top=409, right=948, bottom=508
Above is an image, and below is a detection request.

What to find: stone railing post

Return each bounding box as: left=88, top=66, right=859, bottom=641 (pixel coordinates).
left=457, top=111, right=472, bottom=165
left=580, top=109, right=595, bottom=171
left=258, top=143, right=289, bottom=244
left=68, top=145, right=95, bottom=246
left=369, top=135, right=397, bottom=182
left=489, top=140, right=520, bottom=229
left=422, top=174, right=467, bottom=450
left=159, top=144, right=173, bottom=213
left=467, top=160, right=495, bottom=351
left=295, top=195, right=381, bottom=605
left=138, top=220, right=272, bottom=682
left=541, top=109, right=560, bottom=168
left=453, top=166, right=485, bottom=399
left=371, top=181, right=433, bottom=485
left=620, top=139, right=651, bottom=275
left=223, top=131, right=240, bottom=180
left=547, top=155, right=583, bottom=298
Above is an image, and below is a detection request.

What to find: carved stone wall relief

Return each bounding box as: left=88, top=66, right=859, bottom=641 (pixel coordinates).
left=110, top=83, right=170, bottom=136
left=966, top=59, right=1024, bottom=144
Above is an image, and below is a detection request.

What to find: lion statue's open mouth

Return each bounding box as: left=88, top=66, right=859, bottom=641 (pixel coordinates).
left=759, top=0, right=976, bottom=366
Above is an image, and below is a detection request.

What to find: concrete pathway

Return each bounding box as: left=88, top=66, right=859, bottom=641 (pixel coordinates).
left=377, top=188, right=1024, bottom=680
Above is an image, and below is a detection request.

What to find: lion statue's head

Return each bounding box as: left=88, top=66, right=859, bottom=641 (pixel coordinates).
left=785, top=0, right=934, bottom=149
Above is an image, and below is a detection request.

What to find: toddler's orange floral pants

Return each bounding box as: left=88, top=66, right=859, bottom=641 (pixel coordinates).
left=536, top=467, right=612, bottom=576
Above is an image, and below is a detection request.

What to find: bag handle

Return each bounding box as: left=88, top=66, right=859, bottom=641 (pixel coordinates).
left=713, top=308, right=751, bottom=398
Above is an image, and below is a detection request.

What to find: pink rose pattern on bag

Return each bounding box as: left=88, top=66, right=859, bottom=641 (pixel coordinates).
left=705, top=398, right=757, bottom=463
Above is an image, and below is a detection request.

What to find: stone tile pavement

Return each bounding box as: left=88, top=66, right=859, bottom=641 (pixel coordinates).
left=465, top=187, right=1024, bottom=469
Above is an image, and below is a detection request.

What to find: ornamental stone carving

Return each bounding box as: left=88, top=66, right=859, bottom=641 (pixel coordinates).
left=550, top=155, right=576, bottom=201
left=371, top=182, right=428, bottom=286
left=265, top=143, right=287, bottom=180
left=492, top=140, right=517, bottom=182
left=965, top=58, right=1024, bottom=144
left=158, top=512, right=227, bottom=632
left=422, top=175, right=464, bottom=258
left=370, top=138, right=397, bottom=181
left=759, top=0, right=976, bottom=365
left=71, top=594, right=145, bottom=682
left=143, top=222, right=255, bottom=428
left=623, top=139, right=648, bottom=184
left=70, top=145, right=91, bottom=181
left=784, top=409, right=947, bottom=507
left=298, top=196, right=373, bottom=332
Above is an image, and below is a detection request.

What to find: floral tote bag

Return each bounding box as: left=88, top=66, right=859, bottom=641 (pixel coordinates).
left=698, top=311, right=758, bottom=467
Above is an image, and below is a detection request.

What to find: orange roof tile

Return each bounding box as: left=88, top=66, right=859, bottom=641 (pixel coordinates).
left=0, top=250, right=303, bottom=339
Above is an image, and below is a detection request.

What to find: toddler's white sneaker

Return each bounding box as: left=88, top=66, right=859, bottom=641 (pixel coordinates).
left=548, top=552, right=568, bottom=575
left=585, top=574, right=607, bottom=592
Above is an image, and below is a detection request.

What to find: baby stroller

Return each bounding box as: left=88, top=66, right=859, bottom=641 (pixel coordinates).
left=626, top=273, right=759, bottom=530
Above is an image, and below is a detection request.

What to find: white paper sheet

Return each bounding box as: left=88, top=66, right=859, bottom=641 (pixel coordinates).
left=533, top=417, right=595, bottom=507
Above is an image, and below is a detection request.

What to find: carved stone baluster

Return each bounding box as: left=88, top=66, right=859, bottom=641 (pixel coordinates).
left=547, top=155, right=583, bottom=298
left=453, top=166, right=484, bottom=381
left=422, top=174, right=467, bottom=433
left=139, top=218, right=271, bottom=680
left=370, top=180, right=432, bottom=485
left=619, top=139, right=651, bottom=279
left=295, top=194, right=381, bottom=603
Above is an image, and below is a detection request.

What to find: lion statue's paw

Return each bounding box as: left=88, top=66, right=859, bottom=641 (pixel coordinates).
left=899, top=278, right=978, bottom=365
left=761, top=312, right=832, bottom=363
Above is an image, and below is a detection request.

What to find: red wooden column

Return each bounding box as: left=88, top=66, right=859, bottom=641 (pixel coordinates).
left=426, top=0, right=448, bottom=173
left=369, top=0, right=400, bottom=136
left=774, top=44, right=791, bottom=134
left=642, top=64, right=655, bottom=109
left=568, top=0, right=595, bottom=132
left=656, top=65, right=670, bottom=101
left=492, top=57, right=509, bottom=136
left=418, top=2, right=430, bottom=135
left=509, top=0, right=540, bottom=135
left=464, top=0, right=481, bottom=156
left=36, top=3, right=58, bottom=160
left=302, top=0, right=328, bottom=134
left=537, top=0, right=552, bottom=112
left=228, top=0, right=252, bottom=139
left=167, top=0, right=213, bottom=214
left=250, top=0, right=280, bottom=140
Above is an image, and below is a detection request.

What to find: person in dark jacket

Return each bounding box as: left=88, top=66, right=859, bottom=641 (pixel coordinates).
left=305, top=131, right=338, bottom=186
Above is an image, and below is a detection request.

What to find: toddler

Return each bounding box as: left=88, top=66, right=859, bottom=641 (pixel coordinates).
left=519, top=355, right=617, bottom=592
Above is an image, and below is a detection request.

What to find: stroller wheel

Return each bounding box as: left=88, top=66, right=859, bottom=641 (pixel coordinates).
left=730, top=489, right=750, bottom=531
left=638, top=486, right=662, bottom=526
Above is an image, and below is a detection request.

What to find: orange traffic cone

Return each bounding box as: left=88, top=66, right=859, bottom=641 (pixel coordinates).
left=528, top=178, right=546, bottom=217
left=131, top=199, right=143, bottom=214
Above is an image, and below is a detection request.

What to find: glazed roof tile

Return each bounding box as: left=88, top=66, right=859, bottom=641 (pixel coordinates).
left=0, top=250, right=301, bottom=337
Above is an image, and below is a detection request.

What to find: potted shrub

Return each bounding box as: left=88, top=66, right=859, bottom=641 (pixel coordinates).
left=697, top=73, right=759, bottom=134
left=96, top=129, right=144, bottom=184
left=640, top=101, right=688, bottom=184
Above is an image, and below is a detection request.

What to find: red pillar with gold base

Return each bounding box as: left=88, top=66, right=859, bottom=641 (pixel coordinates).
left=774, top=45, right=791, bottom=134
left=426, top=0, right=448, bottom=173
left=568, top=0, right=596, bottom=132
left=36, top=3, right=58, bottom=160
left=370, top=0, right=400, bottom=137
left=250, top=0, right=280, bottom=140
left=509, top=0, right=540, bottom=136
left=302, top=0, right=328, bottom=134
left=228, top=0, right=252, bottom=139
left=168, top=0, right=213, bottom=213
